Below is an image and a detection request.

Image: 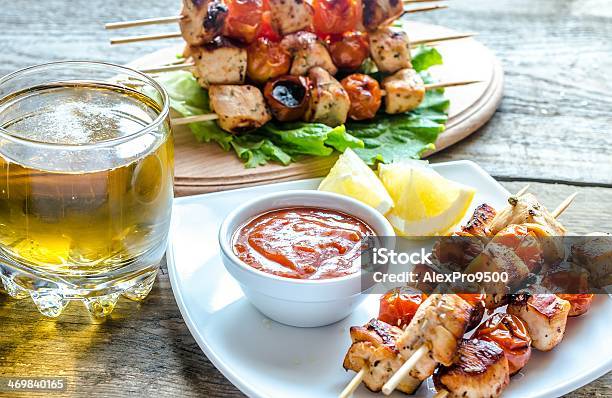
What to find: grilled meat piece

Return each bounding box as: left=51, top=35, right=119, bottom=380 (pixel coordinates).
left=208, top=85, right=271, bottom=133
left=363, top=0, right=405, bottom=31
left=343, top=319, right=421, bottom=394
left=304, top=67, right=350, bottom=127
left=190, top=37, right=247, bottom=87
left=268, top=0, right=314, bottom=35
left=490, top=194, right=567, bottom=266
left=369, top=28, right=412, bottom=74
left=465, top=240, right=532, bottom=291
left=463, top=203, right=497, bottom=237
left=433, top=204, right=496, bottom=271
left=396, top=294, right=473, bottom=380
left=557, top=293, right=594, bottom=317
left=179, top=0, right=228, bottom=46
left=281, top=31, right=338, bottom=76
left=433, top=232, right=486, bottom=272
left=571, top=232, right=612, bottom=288
left=434, top=339, right=510, bottom=398
left=507, top=290, right=571, bottom=351
left=382, top=68, right=425, bottom=114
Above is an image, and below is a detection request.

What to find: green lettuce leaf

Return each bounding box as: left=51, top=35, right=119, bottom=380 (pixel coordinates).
left=411, top=46, right=444, bottom=72
left=261, top=123, right=363, bottom=156
left=153, top=71, right=209, bottom=116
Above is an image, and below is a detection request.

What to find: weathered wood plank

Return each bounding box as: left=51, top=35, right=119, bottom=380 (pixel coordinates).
left=0, top=181, right=610, bottom=397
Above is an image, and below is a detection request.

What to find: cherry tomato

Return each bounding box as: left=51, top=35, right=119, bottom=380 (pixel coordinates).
left=378, top=287, right=426, bottom=328
left=224, top=0, right=264, bottom=43
left=329, top=31, right=369, bottom=70
left=247, top=37, right=292, bottom=84
left=340, top=74, right=382, bottom=120
left=475, top=313, right=532, bottom=375
left=494, top=225, right=542, bottom=272
left=312, top=0, right=362, bottom=36
left=257, top=1, right=281, bottom=41
left=557, top=294, right=594, bottom=317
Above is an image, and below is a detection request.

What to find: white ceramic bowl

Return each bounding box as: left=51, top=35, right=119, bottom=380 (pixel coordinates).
left=218, top=190, right=395, bottom=327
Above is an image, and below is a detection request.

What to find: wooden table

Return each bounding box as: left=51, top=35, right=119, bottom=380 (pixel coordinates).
left=0, top=0, right=610, bottom=396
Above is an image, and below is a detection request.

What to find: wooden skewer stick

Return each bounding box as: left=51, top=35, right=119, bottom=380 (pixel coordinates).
left=403, top=4, right=448, bottom=15
left=552, top=192, right=578, bottom=218
left=338, top=368, right=366, bottom=398
left=425, top=80, right=483, bottom=90
left=110, top=32, right=182, bottom=45
left=172, top=114, right=220, bottom=126
left=170, top=80, right=482, bottom=125
left=381, top=345, right=428, bottom=395
left=411, top=32, right=476, bottom=46
left=141, top=62, right=196, bottom=74
left=433, top=390, right=449, bottom=398
left=105, top=16, right=183, bottom=30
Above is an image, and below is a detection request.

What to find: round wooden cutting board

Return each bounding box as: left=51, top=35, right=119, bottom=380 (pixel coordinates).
left=128, top=22, right=503, bottom=196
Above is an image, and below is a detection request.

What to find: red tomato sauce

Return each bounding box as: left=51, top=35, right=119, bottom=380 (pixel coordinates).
left=233, top=207, right=375, bottom=279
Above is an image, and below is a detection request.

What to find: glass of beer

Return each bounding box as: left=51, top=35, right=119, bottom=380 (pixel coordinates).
left=0, top=62, right=174, bottom=317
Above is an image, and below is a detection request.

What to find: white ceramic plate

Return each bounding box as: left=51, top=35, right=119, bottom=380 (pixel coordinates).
left=167, top=160, right=612, bottom=398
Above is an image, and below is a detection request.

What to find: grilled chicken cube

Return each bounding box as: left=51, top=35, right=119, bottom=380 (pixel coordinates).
left=190, top=38, right=247, bottom=87
left=490, top=194, right=567, bottom=265
left=507, top=292, right=571, bottom=351
left=369, top=28, right=412, bottom=74
left=491, top=194, right=566, bottom=238
left=462, top=204, right=497, bottom=237
left=179, top=0, right=228, bottom=46
left=363, top=0, right=405, bottom=31
left=433, top=204, right=497, bottom=271
left=208, top=85, right=271, bottom=133
left=343, top=319, right=421, bottom=394
left=465, top=242, right=531, bottom=289
left=433, top=232, right=485, bottom=272
left=382, top=68, right=425, bottom=114
left=396, top=294, right=472, bottom=380
left=281, top=31, right=338, bottom=76
left=434, top=339, right=510, bottom=398
left=268, top=0, right=314, bottom=35
left=304, top=67, right=350, bottom=127
left=571, top=233, right=612, bottom=288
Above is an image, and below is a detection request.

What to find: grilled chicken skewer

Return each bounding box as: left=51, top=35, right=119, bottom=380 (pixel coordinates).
left=342, top=319, right=422, bottom=397
left=340, top=289, right=427, bottom=398
left=106, top=1, right=448, bottom=43
left=343, top=190, right=582, bottom=397
left=382, top=193, right=577, bottom=395
left=382, top=294, right=473, bottom=395
left=171, top=78, right=481, bottom=132
left=105, top=1, right=448, bottom=30
left=138, top=32, right=475, bottom=79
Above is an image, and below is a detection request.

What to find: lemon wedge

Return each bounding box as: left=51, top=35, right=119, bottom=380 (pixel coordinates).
left=318, top=148, right=394, bottom=214
left=378, top=160, right=475, bottom=236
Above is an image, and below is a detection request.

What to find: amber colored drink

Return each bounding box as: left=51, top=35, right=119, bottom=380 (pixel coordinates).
left=0, top=62, right=173, bottom=317
left=0, top=83, right=173, bottom=275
